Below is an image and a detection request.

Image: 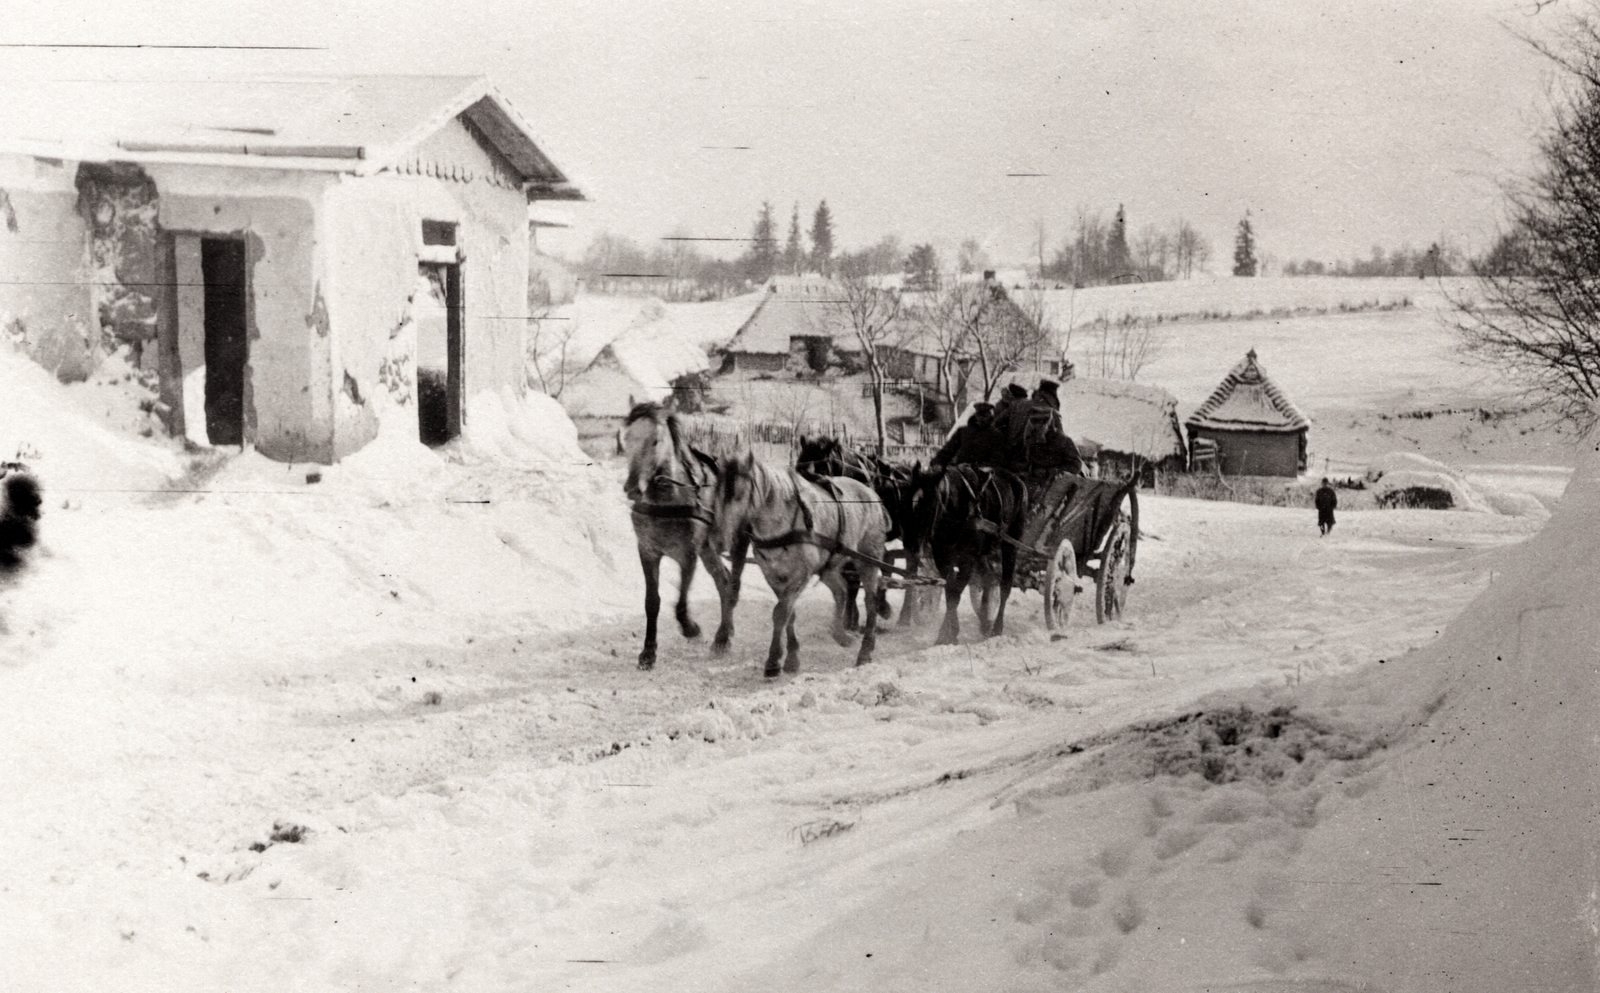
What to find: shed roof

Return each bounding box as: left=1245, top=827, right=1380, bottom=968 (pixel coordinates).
left=722, top=278, right=848, bottom=355
left=1185, top=349, right=1309, bottom=433
left=0, top=75, right=580, bottom=199
left=1056, top=378, right=1186, bottom=461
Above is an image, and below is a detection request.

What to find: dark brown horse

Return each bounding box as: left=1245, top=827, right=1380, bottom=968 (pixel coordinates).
left=910, top=463, right=1028, bottom=645
left=622, top=403, right=747, bottom=670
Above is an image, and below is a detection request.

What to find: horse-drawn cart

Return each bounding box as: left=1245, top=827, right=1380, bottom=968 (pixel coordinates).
left=980, top=472, right=1139, bottom=630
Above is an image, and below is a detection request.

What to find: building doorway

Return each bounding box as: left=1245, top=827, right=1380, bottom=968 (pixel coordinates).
left=200, top=238, right=248, bottom=446
left=415, top=262, right=462, bottom=445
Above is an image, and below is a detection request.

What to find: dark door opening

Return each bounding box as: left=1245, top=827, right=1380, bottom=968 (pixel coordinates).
left=201, top=238, right=249, bottom=446
left=416, top=262, right=462, bottom=446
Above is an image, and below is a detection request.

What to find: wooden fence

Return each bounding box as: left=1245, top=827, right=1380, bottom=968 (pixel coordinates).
left=678, top=417, right=945, bottom=467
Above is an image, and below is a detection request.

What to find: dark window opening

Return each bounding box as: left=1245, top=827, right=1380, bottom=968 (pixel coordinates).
left=416, top=262, right=463, bottom=445
left=422, top=220, right=457, bottom=247
left=201, top=238, right=248, bottom=446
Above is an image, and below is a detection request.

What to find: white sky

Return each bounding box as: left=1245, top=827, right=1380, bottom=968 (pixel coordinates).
left=0, top=0, right=1571, bottom=267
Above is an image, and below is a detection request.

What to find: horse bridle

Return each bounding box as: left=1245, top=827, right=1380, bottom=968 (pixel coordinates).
left=630, top=442, right=715, bottom=524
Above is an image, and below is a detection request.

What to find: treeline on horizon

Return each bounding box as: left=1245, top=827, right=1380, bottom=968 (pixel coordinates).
left=565, top=200, right=1499, bottom=300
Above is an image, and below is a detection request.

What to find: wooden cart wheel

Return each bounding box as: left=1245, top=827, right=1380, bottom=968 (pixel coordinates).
left=1095, top=514, right=1132, bottom=623
left=1042, top=537, right=1078, bottom=632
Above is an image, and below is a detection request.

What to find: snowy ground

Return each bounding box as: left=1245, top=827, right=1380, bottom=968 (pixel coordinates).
left=1, top=321, right=1592, bottom=991
left=0, top=455, right=1576, bottom=989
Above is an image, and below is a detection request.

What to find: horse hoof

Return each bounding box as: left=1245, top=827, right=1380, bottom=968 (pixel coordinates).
left=783, top=660, right=801, bottom=675
left=680, top=619, right=702, bottom=639
left=855, top=654, right=874, bottom=667
left=637, top=656, right=655, bottom=671
left=832, top=631, right=856, bottom=648
left=763, top=664, right=781, bottom=678
left=710, top=638, right=730, bottom=656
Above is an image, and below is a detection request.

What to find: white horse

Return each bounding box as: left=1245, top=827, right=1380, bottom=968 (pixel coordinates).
left=711, top=452, right=890, bottom=677
left=621, top=403, right=746, bottom=670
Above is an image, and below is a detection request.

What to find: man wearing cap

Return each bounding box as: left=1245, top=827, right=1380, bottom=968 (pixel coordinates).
left=931, top=402, right=1005, bottom=472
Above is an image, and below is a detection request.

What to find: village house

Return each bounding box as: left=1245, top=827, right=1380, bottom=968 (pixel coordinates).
left=0, top=75, right=580, bottom=463
left=717, top=275, right=844, bottom=374
left=1185, top=349, right=1309, bottom=476
left=718, top=273, right=1064, bottom=429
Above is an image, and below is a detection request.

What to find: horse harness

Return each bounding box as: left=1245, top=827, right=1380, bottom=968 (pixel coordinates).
left=629, top=446, right=718, bottom=526
left=747, top=472, right=849, bottom=561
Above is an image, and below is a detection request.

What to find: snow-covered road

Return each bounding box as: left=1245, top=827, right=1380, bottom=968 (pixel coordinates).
left=0, top=484, right=1543, bottom=992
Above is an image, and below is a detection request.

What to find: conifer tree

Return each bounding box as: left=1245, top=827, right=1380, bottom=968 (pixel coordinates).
left=1109, top=204, right=1132, bottom=275
left=744, top=202, right=778, bottom=283
left=782, top=203, right=804, bottom=275
left=1233, top=213, right=1258, bottom=277
left=809, top=200, right=834, bottom=276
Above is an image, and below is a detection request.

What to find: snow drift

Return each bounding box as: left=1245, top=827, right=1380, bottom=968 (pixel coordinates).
left=741, top=433, right=1593, bottom=992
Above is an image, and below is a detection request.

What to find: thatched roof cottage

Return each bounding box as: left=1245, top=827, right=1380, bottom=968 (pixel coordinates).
left=1184, top=349, right=1309, bottom=476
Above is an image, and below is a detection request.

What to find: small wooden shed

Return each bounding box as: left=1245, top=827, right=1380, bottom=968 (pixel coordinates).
left=1185, top=349, right=1308, bottom=476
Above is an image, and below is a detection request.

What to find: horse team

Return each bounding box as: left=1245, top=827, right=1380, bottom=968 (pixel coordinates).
left=622, top=402, right=1030, bottom=678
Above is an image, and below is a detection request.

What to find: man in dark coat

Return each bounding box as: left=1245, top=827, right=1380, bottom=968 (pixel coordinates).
left=1001, top=385, right=1083, bottom=481
left=1315, top=478, right=1337, bottom=535
left=991, top=383, right=1029, bottom=436
left=931, top=402, right=1005, bottom=472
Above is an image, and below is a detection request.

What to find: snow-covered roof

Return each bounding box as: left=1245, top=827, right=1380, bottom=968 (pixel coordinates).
left=0, top=75, right=580, bottom=198
left=1185, top=349, right=1309, bottom=433
left=1056, top=377, right=1186, bottom=461
left=722, top=280, right=849, bottom=355
left=557, top=296, right=720, bottom=418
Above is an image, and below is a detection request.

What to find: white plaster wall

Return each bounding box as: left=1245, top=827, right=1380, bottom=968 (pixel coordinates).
left=414, top=121, right=532, bottom=415
left=322, top=117, right=531, bottom=460
left=146, top=164, right=333, bottom=462
left=0, top=154, right=95, bottom=382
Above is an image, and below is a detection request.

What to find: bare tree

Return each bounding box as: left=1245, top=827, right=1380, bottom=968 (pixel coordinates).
left=1132, top=224, right=1170, bottom=281
left=1172, top=219, right=1209, bottom=279
left=1455, top=13, right=1600, bottom=428
left=965, top=284, right=1054, bottom=402
left=526, top=308, right=580, bottom=398
left=1079, top=316, right=1162, bottom=381
left=957, top=237, right=990, bottom=276
left=832, top=273, right=905, bottom=454
left=914, top=286, right=976, bottom=412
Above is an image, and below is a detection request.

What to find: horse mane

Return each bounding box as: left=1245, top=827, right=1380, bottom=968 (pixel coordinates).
left=624, top=402, right=662, bottom=426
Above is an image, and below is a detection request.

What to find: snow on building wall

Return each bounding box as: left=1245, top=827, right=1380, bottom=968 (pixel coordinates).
left=0, top=155, right=97, bottom=382
left=0, top=75, right=579, bottom=465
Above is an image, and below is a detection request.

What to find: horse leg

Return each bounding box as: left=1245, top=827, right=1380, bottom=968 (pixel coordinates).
left=842, top=564, right=861, bottom=632
left=936, top=559, right=969, bottom=646
left=819, top=567, right=857, bottom=648
left=764, top=597, right=790, bottom=678
left=784, top=604, right=801, bottom=674
left=856, top=562, right=881, bottom=666
left=699, top=534, right=740, bottom=655
left=990, top=543, right=1019, bottom=639
left=968, top=572, right=993, bottom=638
left=638, top=549, right=663, bottom=670
left=673, top=546, right=702, bottom=640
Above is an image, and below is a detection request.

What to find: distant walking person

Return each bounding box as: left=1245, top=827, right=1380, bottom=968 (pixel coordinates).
left=1314, top=478, right=1337, bottom=536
